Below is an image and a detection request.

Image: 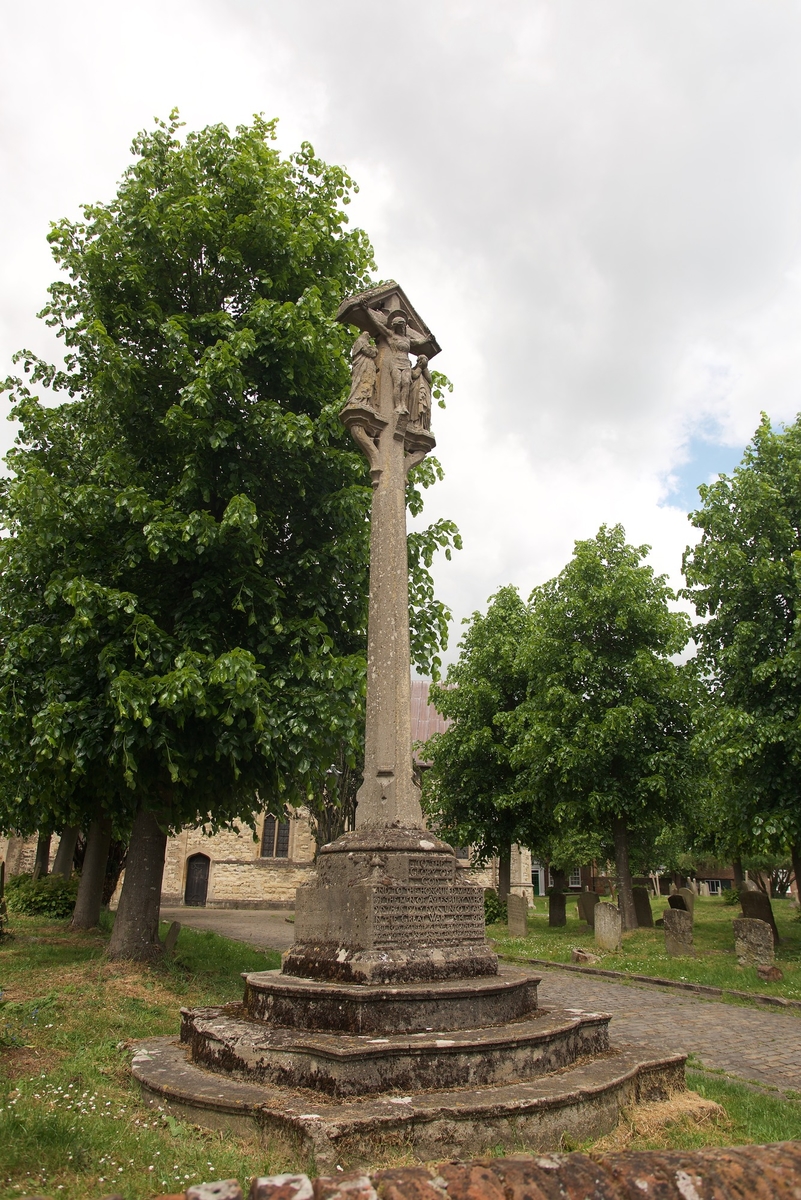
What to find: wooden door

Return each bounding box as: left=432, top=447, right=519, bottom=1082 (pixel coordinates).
left=184, top=854, right=210, bottom=906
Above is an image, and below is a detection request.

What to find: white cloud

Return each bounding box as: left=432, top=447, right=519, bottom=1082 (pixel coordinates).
left=4, top=1, right=801, bottom=657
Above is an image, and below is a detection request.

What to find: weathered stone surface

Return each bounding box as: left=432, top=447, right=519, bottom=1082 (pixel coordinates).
left=186, top=1182, right=243, bottom=1200
left=571, top=948, right=600, bottom=964
left=577, top=892, right=600, bottom=926
left=313, top=1174, right=377, bottom=1200
left=678, top=887, right=695, bottom=915
left=664, top=908, right=694, bottom=957
left=740, top=889, right=779, bottom=946
left=249, top=1175, right=313, bottom=1200
left=507, top=893, right=527, bottom=938
left=164, top=921, right=181, bottom=954
left=667, top=894, right=689, bottom=912
left=632, top=886, right=653, bottom=928
left=243, top=966, right=539, bottom=1034
left=132, top=1036, right=686, bottom=1168
left=181, top=1005, right=610, bottom=1097
left=733, top=918, right=774, bottom=967
left=595, top=904, right=622, bottom=951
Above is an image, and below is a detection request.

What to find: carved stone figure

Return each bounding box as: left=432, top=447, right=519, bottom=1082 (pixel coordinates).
left=345, top=331, right=378, bottom=409
left=410, top=355, right=432, bottom=430
left=362, top=305, right=429, bottom=414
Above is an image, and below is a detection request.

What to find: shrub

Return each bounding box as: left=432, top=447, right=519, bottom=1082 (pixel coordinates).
left=6, top=873, right=79, bottom=918
left=722, top=887, right=741, bottom=906
left=484, top=888, right=507, bottom=924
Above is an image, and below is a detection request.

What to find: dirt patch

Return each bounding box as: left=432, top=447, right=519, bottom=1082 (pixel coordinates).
left=0, top=1045, right=65, bottom=1080
left=590, top=1090, right=727, bottom=1153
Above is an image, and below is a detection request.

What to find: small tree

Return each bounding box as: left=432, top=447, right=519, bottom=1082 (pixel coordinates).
left=683, top=414, right=801, bottom=892
left=512, top=526, right=696, bottom=930
left=423, top=586, right=535, bottom=895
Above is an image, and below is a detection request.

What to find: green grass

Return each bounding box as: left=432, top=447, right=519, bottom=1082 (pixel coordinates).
left=0, top=913, right=285, bottom=1199
left=2, top=911, right=800, bottom=1198
left=490, top=894, right=801, bottom=1003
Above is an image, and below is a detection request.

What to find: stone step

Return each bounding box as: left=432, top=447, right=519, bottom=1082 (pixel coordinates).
left=181, top=1005, right=611, bottom=1097
left=241, top=963, right=541, bottom=1033
left=131, top=1035, right=686, bottom=1168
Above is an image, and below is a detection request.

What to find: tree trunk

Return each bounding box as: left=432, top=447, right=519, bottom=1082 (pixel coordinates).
left=732, top=858, right=744, bottom=891
left=791, top=844, right=801, bottom=907
left=107, top=807, right=167, bottom=961
left=498, top=843, right=512, bottom=899
left=613, top=817, right=637, bottom=931
left=51, top=826, right=80, bottom=879
left=33, top=832, right=51, bottom=879
left=71, top=818, right=112, bottom=930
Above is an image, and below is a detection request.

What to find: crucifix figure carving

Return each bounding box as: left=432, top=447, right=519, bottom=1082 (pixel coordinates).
left=336, top=282, right=440, bottom=828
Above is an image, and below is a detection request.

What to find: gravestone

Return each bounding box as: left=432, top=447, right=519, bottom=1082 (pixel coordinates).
left=632, top=886, right=654, bottom=928
left=578, top=891, right=600, bottom=927
left=733, top=917, right=774, bottom=967
left=678, top=887, right=695, bottom=916
left=663, top=908, right=694, bottom=957
left=164, top=920, right=181, bottom=955
left=549, top=891, right=566, bottom=927
left=595, top=903, right=622, bottom=951
left=507, top=893, right=528, bottom=938
left=740, top=890, right=779, bottom=947
left=668, top=893, right=689, bottom=912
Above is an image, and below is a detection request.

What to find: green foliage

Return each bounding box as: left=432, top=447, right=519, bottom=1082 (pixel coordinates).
left=483, top=889, right=507, bottom=924
left=6, top=873, right=79, bottom=918
left=683, top=414, right=801, bottom=865
left=511, top=525, right=697, bottom=852
left=0, top=113, right=457, bottom=844
left=423, top=585, right=532, bottom=859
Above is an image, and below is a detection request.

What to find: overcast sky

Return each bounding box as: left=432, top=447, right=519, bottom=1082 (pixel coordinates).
left=3, top=1, right=801, bottom=660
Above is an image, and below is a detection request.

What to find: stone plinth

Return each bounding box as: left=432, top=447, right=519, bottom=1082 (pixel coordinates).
left=664, top=908, right=694, bottom=957
left=733, top=918, right=774, bottom=967
left=595, top=903, right=622, bottom=951
left=282, top=828, right=496, bottom=984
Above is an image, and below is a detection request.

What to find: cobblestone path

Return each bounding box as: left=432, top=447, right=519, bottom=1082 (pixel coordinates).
left=537, top=966, right=801, bottom=1093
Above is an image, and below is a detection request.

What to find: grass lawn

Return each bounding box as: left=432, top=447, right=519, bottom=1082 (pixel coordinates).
left=2, top=912, right=801, bottom=1198
left=489, top=894, right=801, bottom=1002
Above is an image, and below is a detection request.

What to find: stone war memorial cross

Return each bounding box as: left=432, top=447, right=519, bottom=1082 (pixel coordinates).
left=132, top=282, right=686, bottom=1165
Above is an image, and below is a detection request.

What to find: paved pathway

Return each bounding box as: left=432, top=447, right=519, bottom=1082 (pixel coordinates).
left=162, top=908, right=801, bottom=1093
left=537, top=967, right=801, bottom=1094
left=161, top=906, right=296, bottom=952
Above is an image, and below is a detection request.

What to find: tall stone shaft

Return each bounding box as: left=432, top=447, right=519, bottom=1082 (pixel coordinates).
left=282, top=281, right=496, bottom=983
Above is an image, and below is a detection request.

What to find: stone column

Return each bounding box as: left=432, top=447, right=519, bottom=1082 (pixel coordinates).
left=282, top=282, right=496, bottom=984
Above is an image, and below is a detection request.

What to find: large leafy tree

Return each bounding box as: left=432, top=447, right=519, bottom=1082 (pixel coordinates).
left=0, top=114, right=457, bottom=957
left=683, top=414, right=801, bottom=893
left=423, top=586, right=535, bottom=895
left=511, top=525, right=697, bottom=929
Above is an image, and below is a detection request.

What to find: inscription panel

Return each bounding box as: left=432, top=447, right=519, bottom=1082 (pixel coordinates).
left=372, top=886, right=485, bottom=947
left=407, top=855, right=454, bottom=884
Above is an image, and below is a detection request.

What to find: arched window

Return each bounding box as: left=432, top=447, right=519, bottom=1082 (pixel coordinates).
left=261, top=814, right=290, bottom=858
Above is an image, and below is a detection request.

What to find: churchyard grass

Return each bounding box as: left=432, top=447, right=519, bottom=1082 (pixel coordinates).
left=2, top=912, right=801, bottom=1197
left=491, top=895, right=801, bottom=1002
left=0, top=913, right=288, bottom=1199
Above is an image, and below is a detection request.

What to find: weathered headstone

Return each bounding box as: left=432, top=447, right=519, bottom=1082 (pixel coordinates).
left=678, top=887, right=695, bottom=916
left=507, top=893, right=528, bottom=938
left=571, top=947, right=600, bottom=964
left=164, top=920, right=181, bottom=955
left=668, top=893, right=689, bottom=912
left=577, top=891, right=600, bottom=926
left=632, top=885, right=654, bottom=928
left=757, top=965, right=783, bottom=983
left=548, top=890, right=566, bottom=927
left=595, top=903, right=622, bottom=951
left=740, top=890, right=779, bottom=946
left=733, top=917, right=774, bottom=967
left=664, top=908, right=694, bottom=957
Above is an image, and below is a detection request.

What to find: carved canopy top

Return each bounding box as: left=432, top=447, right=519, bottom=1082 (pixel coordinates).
left=336, top=281, right=441, bottom=360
